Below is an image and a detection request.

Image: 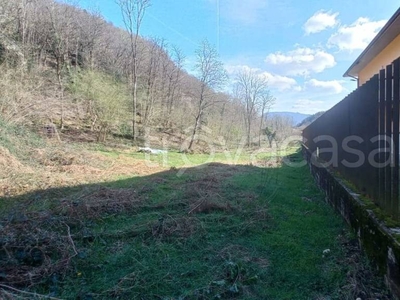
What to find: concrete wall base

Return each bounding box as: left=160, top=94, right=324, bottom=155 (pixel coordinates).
left=302, top=145, right=400, bottom=299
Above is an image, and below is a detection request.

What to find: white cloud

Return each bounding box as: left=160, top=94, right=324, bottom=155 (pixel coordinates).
left=328, top=17, right=387, bottom=51
left=265, top=47, right=336, bottom=76
left=261, top=72, right=301, bottom=91
left=305, top=79, right=344, bottom=94
left=225, top=64, right=300, bottom=92
left=304, top=11, right=339, bottom=35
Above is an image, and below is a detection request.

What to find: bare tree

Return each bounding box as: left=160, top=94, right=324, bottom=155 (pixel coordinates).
left=258, top=90, right=275, bottom=146
left=45, top=1, right=76, bottom=129
left=0, top=0, right=17, bottom=36
left=141, top=38, right=177, bottom=130
left=264, top=127, right=276, bottom=148
left=76, top=7, right=105, bottom=70
left=164, top=45, right=185, bottom=127
left=235, top=69, right=270, bottom=147
left=265, top=115, right=294, bottom=147
left=188, top=40, right=227, bottom=151
left=142, top=37, right=164, bottom=128
left=0, top=0, right=253, bottom=148
left=116, top=0, right=150, bottom=141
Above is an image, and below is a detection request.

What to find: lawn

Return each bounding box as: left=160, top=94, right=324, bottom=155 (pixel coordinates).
left=0, top=150, right=389, bottom=299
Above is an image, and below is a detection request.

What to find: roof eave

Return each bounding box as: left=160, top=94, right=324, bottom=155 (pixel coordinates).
left=343, top=7, right=400, bottom=78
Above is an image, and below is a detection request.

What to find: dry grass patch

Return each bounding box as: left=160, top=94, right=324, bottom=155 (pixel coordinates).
left=188, top=199, right=235, bottom=214
left=151, top=215, right=204, bottom=239
left=0, top=147, right=166, bottom=198
left=0, top=213, right=78, bottom=288
left=0, top=147, right=33, bottom=175
left=182, top=164, right=242, bottom=215
left=58, top=187, right=141, bottom=219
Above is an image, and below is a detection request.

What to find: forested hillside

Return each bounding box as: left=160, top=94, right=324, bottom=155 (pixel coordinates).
left=0, top=0, right=285, bottom=150
left=297, top=111, right=325, bottom=128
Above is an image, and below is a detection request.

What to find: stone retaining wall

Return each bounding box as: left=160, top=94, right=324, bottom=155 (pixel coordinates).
left=302, top=145, right=400, bottom=298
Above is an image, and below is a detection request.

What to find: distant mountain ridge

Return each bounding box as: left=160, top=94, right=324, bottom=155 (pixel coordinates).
left=297, top=111, right=325, bottom=128
left=267, top=112, right=311, bottom=126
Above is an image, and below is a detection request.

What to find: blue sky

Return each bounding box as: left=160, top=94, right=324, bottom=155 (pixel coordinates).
left=80, top=0, right=399, bottom=114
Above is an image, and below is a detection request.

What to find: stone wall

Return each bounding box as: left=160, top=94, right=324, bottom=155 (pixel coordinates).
left=302, top=145, right=400, bottom=298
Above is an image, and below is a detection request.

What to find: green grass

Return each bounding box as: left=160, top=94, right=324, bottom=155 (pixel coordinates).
left=95, top=146, right=295, bottom=169
left=1, top=150, right=388, bottom=299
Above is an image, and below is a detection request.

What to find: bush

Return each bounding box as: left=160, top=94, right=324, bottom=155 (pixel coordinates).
left=0, top=116, right=44, bottom=161
left=69, top=70, right=131, bottom=142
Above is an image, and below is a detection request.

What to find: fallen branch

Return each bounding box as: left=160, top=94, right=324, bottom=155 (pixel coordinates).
left=65, top=223, right=78, bottom=256
left=188, top=199, right=205, bottom=215
left=0, top=284, right=64, bottom=300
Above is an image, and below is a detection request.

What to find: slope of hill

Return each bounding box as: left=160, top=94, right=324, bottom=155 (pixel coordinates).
left=0, top=0, right=247, bottom=147
left=297, top=111, right=325, bottom=128
left=267, top=112, right=311, bottom=126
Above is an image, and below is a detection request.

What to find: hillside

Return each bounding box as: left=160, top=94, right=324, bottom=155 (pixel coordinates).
left=0, top=0, right=248, bottom=149
left=0, top=0, right=289, bottom=151
left=297, top=111, right=325, bottom=128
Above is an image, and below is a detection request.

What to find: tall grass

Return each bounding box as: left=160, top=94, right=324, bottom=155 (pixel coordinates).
left=0, top=116, right=45, bottom=161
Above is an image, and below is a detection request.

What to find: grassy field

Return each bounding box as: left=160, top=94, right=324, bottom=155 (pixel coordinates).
left=0, top=144, right=390, bottom=299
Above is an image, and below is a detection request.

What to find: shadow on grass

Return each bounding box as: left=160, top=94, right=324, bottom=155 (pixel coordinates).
left=0, top=152, right=390, bottom=300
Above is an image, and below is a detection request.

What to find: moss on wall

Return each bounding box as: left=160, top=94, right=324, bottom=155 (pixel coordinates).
left=303, top=145, right=400, bottom=298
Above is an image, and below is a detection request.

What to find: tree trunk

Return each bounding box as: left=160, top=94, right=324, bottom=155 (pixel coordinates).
left=247, top=116, right=251, bottom=147
left=188, top=112, right=201, bottom=151
left=56, top=61, right=64, bottom=130
left=259, top=105, right=265, bottom=147
left=132, top=59, right=138, bottom=141
left=75, top=39, right=79, bottom=70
